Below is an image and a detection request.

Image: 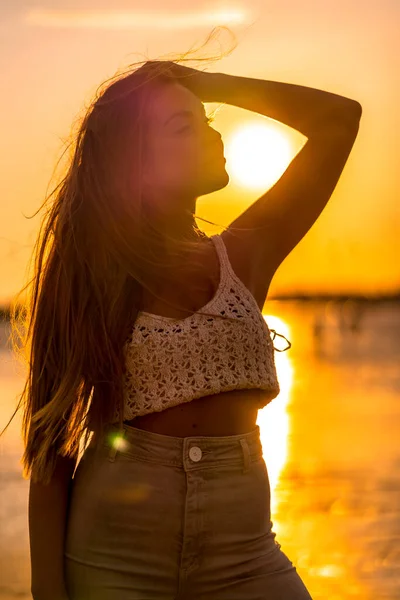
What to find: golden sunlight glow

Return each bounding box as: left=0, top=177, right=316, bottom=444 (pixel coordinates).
left=25, top=8, right=251, bottom=29
left=225, top=122, right=292, bottom=190
left=257, top=316, right=294, bottom=526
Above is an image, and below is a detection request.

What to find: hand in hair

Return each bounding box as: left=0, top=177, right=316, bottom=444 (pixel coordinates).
left=138, top=60, right=212, bottom=96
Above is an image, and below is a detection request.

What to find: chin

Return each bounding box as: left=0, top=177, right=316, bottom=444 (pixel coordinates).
left=216, top=168, right=230, bottom=186
left=194, top=168, right=229, bottom=196
left=209, top=170, right=230, bottom=193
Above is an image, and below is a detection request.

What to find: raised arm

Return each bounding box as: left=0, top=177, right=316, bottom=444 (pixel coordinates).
left=168, top=65, right=361, bottom=137
left=171, top=65, right=362, bottom=306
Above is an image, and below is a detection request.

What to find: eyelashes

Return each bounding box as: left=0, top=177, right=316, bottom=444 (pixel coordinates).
left=177, top=115, right=215, bottom=133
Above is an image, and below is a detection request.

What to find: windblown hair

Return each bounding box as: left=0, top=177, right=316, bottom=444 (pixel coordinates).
left=1, top=26, right=241, bottom=484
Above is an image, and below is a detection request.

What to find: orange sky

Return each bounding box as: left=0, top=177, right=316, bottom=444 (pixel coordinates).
left=1, top=1, right=399, bottom=305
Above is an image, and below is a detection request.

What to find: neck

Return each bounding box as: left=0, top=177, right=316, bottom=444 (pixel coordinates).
left=146, top=197, right=202, bottom=242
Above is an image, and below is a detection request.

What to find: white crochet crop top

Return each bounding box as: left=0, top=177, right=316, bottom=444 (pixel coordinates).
left=111, top=234, right=291, bottom=423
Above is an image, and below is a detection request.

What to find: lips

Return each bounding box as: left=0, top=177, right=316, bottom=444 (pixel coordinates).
left=207, top=143, right=225, bottom=161
left=207, top=150, right=225, bottom=163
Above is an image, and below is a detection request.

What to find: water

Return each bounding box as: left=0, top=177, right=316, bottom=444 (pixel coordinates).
left=0, top=300, right=399, bottom=599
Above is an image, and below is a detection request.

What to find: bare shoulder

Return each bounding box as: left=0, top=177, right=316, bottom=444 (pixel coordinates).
left=218, top=230, right=268, bottom=312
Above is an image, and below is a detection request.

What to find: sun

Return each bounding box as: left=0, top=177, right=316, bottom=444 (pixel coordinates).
left=225, top=122, right=292, bottom=190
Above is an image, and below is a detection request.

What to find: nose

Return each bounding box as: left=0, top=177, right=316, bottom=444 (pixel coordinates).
left=213, top=132, right=224, bottom=153
left=204, top=130, right=224, bottom=160
left=206, top=126, right=223, bottom=146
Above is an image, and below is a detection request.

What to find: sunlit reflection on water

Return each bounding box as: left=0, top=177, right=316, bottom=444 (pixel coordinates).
left=257, top=315, right=293, bottom=523
left=253, top=301, right=400, bottom=599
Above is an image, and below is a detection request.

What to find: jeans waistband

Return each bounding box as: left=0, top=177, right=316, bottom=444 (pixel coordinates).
left=89, top=422, right=264, bottom=474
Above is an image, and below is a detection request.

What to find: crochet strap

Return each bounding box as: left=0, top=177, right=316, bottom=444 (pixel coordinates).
left=211, top=234, right=237, bottom=286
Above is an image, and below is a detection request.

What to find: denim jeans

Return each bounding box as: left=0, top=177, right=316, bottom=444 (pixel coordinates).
left=64, top=422, right=313, bottom=599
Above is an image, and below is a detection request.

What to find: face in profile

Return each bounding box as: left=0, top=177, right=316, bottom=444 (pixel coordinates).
left=142, top=82, right=229, bottom=205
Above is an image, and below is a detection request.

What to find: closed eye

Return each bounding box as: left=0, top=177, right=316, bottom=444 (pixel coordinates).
left=177, top=115, right=215, bottom=133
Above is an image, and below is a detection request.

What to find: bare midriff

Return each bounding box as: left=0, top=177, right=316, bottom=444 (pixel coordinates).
left=123, top=233, right=272, bottom=438
left=123, top=388, right=273, bottom=437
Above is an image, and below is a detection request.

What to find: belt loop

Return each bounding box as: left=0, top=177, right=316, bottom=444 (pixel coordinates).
left=239, top=438, right=251, bottom=473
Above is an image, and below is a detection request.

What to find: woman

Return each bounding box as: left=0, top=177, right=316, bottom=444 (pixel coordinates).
left=12, top=45, right=361, bottom=600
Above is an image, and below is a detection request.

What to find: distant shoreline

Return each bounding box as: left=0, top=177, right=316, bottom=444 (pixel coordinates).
left=1, top=292, right=399, bottom=321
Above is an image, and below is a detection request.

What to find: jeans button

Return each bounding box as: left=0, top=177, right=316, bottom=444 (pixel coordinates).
left=189, top=446, right=202, bottom=462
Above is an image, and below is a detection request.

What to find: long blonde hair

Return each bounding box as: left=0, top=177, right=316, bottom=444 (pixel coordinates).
left=2, top=27, right=241, bottom=484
